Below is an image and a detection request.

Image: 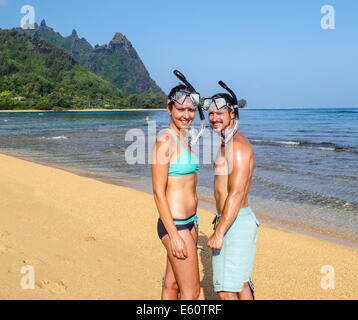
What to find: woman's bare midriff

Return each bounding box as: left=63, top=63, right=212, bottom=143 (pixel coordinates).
left=166, top=173, right=198, bottom=219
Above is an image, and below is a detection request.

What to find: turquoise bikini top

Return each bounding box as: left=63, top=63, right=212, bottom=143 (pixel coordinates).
left=167, top=129, right=199, bottom=177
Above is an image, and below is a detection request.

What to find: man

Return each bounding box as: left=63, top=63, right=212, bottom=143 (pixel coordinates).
left=204, top=91, right=259, bottom=300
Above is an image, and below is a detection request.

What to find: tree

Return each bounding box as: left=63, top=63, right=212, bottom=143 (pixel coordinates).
left=238, top=99, right=247, bottom=108
left=0, top=90, right=15, bottom=109
left=48, top=90, right=64, bottom=107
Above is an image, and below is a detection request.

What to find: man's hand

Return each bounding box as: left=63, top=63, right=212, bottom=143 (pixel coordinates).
left=206, top=231, right=224, bottom=250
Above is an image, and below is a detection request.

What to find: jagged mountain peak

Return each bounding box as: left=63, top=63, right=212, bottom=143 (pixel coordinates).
left=18, top=22, right=165, bottom=96
left=111, top=32, right=127, bottom=43
left=109, top=32, right=138, bottom=60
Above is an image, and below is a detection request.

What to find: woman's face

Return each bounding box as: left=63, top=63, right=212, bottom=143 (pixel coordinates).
left=167, top=97, right=196, bottom=130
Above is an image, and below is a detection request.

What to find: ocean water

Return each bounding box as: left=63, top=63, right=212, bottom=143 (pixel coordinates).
left=0, top=108, right=357, bottom=241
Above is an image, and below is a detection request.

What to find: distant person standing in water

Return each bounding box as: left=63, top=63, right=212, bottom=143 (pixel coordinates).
left=203, top=85, right=259, bottom=300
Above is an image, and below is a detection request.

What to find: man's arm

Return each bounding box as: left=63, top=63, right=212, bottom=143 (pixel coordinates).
left=213, top=144, right=229, bottom=214
left=214, top=174, right=228, bottom=214
left=207, top=142, right=252, bottom=250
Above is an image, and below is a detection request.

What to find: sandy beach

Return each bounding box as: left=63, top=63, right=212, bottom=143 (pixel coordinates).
left=0, top=152, right=357, bottom=300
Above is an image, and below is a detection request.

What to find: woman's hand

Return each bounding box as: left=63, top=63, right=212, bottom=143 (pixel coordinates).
left=170, top=235, right=188, bottom=259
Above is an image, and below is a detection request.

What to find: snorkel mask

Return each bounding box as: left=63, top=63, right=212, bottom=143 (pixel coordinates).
left=203, top=81, right=240, bottom=145
left=167, top=90, right=200, bottom=110
left=170, top=70, right=206, bottom=146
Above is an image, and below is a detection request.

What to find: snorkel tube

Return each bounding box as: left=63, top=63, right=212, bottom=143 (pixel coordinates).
left=173, top=70, right=206, bottom=146
left=218, top=80, right=239, bottom=145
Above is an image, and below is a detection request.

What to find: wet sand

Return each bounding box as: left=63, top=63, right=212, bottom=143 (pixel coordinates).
left=0, top=152, right=357, bottom=299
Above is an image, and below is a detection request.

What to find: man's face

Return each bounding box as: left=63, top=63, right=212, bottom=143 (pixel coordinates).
left=208, top=106, right=234, bottom=133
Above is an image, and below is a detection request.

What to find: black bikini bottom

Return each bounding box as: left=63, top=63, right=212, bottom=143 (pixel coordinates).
left=157, top=212, right=198, bottom=239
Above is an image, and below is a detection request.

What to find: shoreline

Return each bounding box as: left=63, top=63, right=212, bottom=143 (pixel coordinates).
left=1, top=150, right=358, bottom=299
left=0, top=108, right=165, bottom=113
left=1, top=148, right=358, bottom=250
left=2, top=107, right=356, bottom=113
left=197, top=195, right=358, bottom=250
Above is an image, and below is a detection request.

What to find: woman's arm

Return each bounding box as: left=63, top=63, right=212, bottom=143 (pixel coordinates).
left=151, top=133, right=188, bottom=259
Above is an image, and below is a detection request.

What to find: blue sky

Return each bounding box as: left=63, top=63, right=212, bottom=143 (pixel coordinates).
left=0, top=0, right=357, bottom=108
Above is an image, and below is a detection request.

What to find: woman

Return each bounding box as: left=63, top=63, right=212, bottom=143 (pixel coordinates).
left=151, top=84, right=201, bottom=300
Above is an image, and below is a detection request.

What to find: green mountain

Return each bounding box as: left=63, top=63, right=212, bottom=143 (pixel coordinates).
left=20, top=20, right=165, bottom=96
left=88, top=32, right=162, bottom=95
left=0, top=29, right=126, bottom=109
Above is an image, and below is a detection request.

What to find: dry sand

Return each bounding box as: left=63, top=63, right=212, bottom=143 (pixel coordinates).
left=0, top=152, right=357, bottom=300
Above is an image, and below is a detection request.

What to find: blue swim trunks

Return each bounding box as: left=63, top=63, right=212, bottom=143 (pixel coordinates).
left=212, top=206, right=259, bottom=293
